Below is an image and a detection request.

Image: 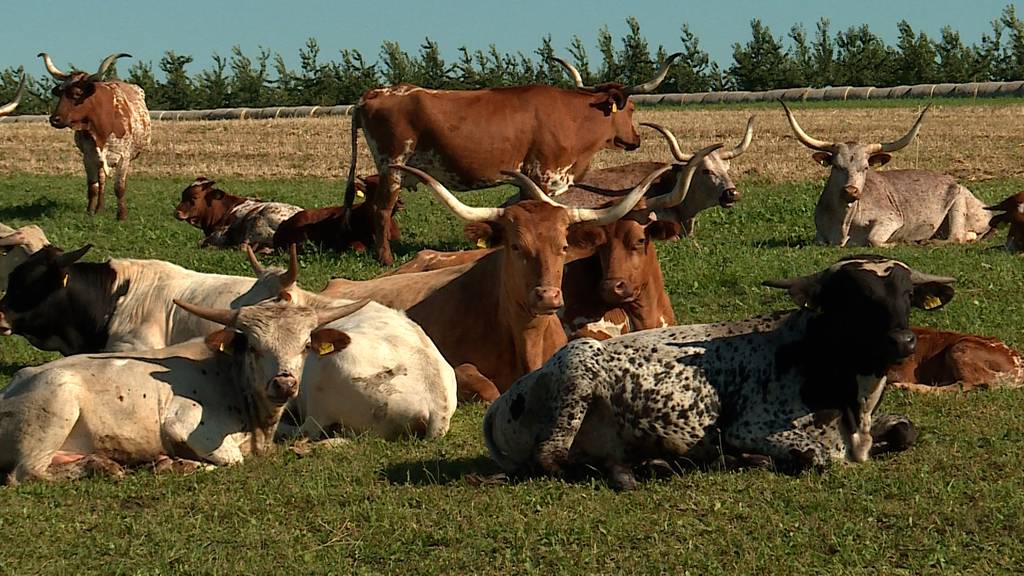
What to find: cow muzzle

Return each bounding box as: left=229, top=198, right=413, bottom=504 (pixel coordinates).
left=614, top=136, right=641, bottom=151
left=174, top=210, right=189, bottom=221
left=888, top=329, right=917, bottom=360
left=599, top=278, right=635, bottom=305
left=719, top=188, right=740, bottom=208
left=531, top=287, right=563, bottom=315
left=267, top=374, right=299, bottom=403
left=841, top=186, right=861, bottom=203
left=48, top=115, right=67, bottom=129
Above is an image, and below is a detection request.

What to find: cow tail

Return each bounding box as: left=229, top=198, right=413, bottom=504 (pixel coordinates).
left=342, top=108, right=362, bottom=228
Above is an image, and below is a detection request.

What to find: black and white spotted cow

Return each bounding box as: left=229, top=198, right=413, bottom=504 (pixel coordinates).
left=484, top=256, right=953, bottom=489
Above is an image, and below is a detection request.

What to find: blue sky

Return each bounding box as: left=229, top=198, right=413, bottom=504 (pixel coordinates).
left=3, top=1, right=1020, bottom=77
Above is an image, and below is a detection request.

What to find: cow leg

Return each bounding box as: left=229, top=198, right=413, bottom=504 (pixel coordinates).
left=82, top=154, right=104, bottom=215
left=372, top=166, right=402, bottom=266
left=865, top=220, right=901, bottom=247
left=7, top=393, right=82, bottom=484
left=944, top=192, right=971, bottom=243
left=455, top=364, right=500, bottom=402
left=48, top=454, right=124, bottom=481
left=114, top=160, right=130, bottom=221
left=722, top=423, right=829, bottom=472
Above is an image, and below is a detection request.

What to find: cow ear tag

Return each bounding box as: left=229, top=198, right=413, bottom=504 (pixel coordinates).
left=611, top=101, right=618, bottom=113
left=62, top=274, right=69, bottom=288
left=356, top=189, right=365, bottom=200
left=923, top=295, right=943, bottom=310
left=317, top=341, right=335, bottom=356
left=476, top=238, right=489, bottom=249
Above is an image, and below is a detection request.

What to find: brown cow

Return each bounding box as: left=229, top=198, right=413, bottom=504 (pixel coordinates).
left=985, top=191, right=1024, bottom=252
left=174, top=177, right=302, bottom=252
left=342, top=54, right=682, bottom=264
left=272, top=175, right=402, bottom=253
left=323, top=162, right=688, bottom=401
left=39, top=53, right=150, bottom=220
left=0, top=72, right=25, bottom=117
left=887, top=327, right=1023, bottom=392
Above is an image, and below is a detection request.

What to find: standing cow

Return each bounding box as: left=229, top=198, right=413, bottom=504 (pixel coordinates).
left=343, top=54, right=682, bottom=264
left=780, top=101, right=989, bottom=246
left=0, top=72, right=25, bottom=117
left=39, top=52, right=151, bottom=220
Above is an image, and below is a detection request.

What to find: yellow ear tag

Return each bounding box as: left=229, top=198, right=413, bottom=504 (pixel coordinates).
left=62, top=274, right=69, bottom=288
left=218, top=342, right=233, bottom=354
left=611, top=101, right=618, bottom=113
left=476, top=238, right=488, bottom=249
left=317, top=341, right=335, bottom=356
left=356, top=190, right=365, bottom=200
left=923, top=295, right=942, bottom=310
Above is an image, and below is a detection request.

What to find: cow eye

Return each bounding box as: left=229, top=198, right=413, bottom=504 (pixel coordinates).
left=701, top=168, right=712, bottom=176
left=510, top=243, right=521, bottom=252
left=561, top=244, right=568, bottom=254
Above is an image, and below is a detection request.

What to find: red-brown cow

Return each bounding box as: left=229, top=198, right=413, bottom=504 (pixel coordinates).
left=39, top=53, right=150, bottom=220
left=323, top=163, right=683, bottom=401
left=272, top=175, right=402, bottom=253
left=342, top=54, right=682, bottom=265
left=887, top=327, right=1023, bottom=392
left=174, top=177, right=302, bottom=252
left=0, top=72, right=25, bottom=117
left=985, top=191, right=1024, bottom=252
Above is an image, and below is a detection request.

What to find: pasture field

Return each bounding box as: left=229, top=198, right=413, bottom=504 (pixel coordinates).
left=1, top=103, right=1023, bottom=574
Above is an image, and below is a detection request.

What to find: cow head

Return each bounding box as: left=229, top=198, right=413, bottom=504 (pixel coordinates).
left=0, top=243, right=92, bottom=341
left=392, top=163, right=667, bottom=316
left=173, top=298, right=368, bottom=420
left=780, top=100, right=928, bottom=204
left=174, top=177, right=236, bottom=230
left=639, top=118, right=754, bottom=232
left=550, top=54, right=682, bottom=151
left=0, top=224, right=50, bottom=294
left=39, top=52, right=130, bottom=130
left=0, top=72, right=26, bottom=118
left=985, top=192, right=1024, bottom=252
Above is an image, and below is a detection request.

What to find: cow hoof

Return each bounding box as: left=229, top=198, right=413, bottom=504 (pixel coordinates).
left=117, top=210, right=128, bottom=221
left=606, top=463, right=637, bottom=491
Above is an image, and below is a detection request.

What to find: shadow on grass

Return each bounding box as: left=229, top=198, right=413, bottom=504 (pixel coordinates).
left=382, top=455, right=501, bottom=485
left=0, top=197, right=74, bottom=221
left=750, top=236, right=815, bottom=249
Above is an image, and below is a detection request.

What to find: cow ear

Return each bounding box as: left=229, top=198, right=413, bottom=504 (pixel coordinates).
left=566, top=225, right=606, bottom=260
left=811, top=152, right=832, bottom=167
left=209, top=188, right=225, bottom=200
left=205, top=329, right=238, bottom=354
left=310, top=328, right=351, bottom=356
left=988, top=212, right=1009, bottom=229
left=911, top=282, right=955, bottom=311
left=464, top=222, right=501, bottom=248
left=868, top=153, right=892, bottom=167
left=646, top=220, right=681, bottom=241
left=763, top=276, right=822, bottom=310
left=54, top=244, right=92, bottom=267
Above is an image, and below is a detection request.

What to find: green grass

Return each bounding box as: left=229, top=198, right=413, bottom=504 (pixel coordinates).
left=2, top=173, right=1024, bottom=574
left=642, top=95, right=1024, bottom=111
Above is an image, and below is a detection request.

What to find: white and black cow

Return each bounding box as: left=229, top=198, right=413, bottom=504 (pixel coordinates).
left=484, top=256, right=951, bottom=489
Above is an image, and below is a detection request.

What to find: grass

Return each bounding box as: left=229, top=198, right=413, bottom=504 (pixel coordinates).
left=2, top=105, right=1024, bottom=573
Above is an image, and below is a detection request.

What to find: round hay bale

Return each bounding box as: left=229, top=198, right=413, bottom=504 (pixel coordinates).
left=995, top=80, right=1024, bottom=95
left=779, top=88, right=809, bottom=101
left=845, top=87, right=873, bottom=100
left=952, top=83, right=980, bottom=97
left=802, top=88, right=826, bottom=101
left=700, top=92, right=726, bottom=104
left=657, top=94, right=685, bottom=105
left=907, top=85, right=936, bottom=98
left=630, top=94, right=662, bottom=106
left=679, top=93, right=707, bottom=105
left=823, top=87, right=851, bottom=101
left=720, top=92, right=750, bottom=104
left=887, top=85, right=911, bottom=98
left=762, top=89, right=787, bottom=102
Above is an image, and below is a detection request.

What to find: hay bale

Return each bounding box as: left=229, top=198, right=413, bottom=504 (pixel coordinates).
left=995, top=80, right=1024, bottom=95
left=952, top=83, right=980, bottom=97
left=802, top=88, right=826, bottom=101
left=907, top=85, right=937, bottom=98
left=887, top=85, right=912, bottom=98
left=679, top=93, right=707, bottom=104
left=823, top=87, right=852, bottom=101
left=845, top=87, right=874, bottom=100
left=657, top=94, right=685, bottom=105
left=719, top=91, right=751, bottom=104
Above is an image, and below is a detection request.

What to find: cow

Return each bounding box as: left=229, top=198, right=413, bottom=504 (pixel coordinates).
left=174, top=177, right=303, bottom=252
left=272, top=175, right=402, bottom=253
left=984, top=191, right=1024, bottom=252
left=245, top=248, right=458, bottom=440
left=0, top=297, right=367, bottom=484
left=0, top=72, right=25, bottom=117
left=780, top=101, right=990, bottom=246
left=39, top=53, right=151, bottom=220
left=322, top=160, right=695, bottom=401
left=0, top=223, right=49, bottom=293
left=342, top=54, right=682, bottom=264
left=484, top=255, right=953, bottom=489
left=0, top=243, right=300, bottom=355
left=886, top=327, right=1023, bottom=393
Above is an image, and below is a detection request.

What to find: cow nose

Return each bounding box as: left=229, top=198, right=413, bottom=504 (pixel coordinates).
left=269, top=374, right=298, bottom=401
left=48, top=115, right=64, bottom=128
left=889, top=329, right=917, bottom=359
left=721, top=188, right=740, bottom=206
left=532, top=287, right=563, bottom=313
left=599, top=279, right=633, bottom=304
left=174, top=210, right=187, bottom=220
left=842, top=185, right=861, bottom=203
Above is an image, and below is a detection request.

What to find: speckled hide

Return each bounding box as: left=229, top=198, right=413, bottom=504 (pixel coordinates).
left=203, top=200, right=303, bottom=251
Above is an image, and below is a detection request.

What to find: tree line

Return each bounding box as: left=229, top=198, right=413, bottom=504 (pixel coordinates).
left=4, top=4, right=1024, bottom=113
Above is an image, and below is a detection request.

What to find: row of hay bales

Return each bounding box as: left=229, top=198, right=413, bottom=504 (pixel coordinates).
left=3, top=81, right=1022, bottom=124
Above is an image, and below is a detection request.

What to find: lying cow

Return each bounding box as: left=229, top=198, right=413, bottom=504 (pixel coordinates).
left=985, top=191, right=1024, bottom=252
left=485, top=256, right=952, bottom=489
left=272, top=175, right=402, bottom=253
left=0, top=298, right=366, bottom=484
left=175, top=177, right=302, bottom=252
left=780, top=101, right=989, bottom=246
left=0, top=223, right=49, bottom=293
left=886, top=327, right=1023, bottom=393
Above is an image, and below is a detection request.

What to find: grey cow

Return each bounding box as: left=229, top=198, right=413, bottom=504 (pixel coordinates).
left=485, top=256, right=951, bottom=489
left=781, top=102, right=989, bottom=246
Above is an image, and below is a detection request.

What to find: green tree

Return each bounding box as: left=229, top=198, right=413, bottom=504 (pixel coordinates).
left=127, top=61, right=161, bottom=107
left=194, top=53, right=230, bottom=108
left=596, top=25, right=619, bottom=83
left=617, top=17, right=654, bottom=87
left=728, top=19, right=792, bottom=90
left=834, top=24, right=893, bottom=86
left=380, top=41, right=415, bottom=86
left=892, top=20, right=938, bottom=84
left=668, top=23, right=714, bottom=93
left=334, top=49, right=379, bottom=103
left=415, top=37, right=449, bottom=88
left=999, top=4, right=1024, bottom=79
left=158, top=51, right=194, bottom=110
left=811, top=18, right=836, bottom=86
left=936, top=26, right=974, bottom=83
left=787, top=24, right=813, bottom=87
left=566, top=35, right=593, bottom=86
left=228, top=46, right=270, bottom=106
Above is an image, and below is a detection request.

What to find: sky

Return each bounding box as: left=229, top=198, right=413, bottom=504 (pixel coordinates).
left=3, top=1, right=1020, bottom=77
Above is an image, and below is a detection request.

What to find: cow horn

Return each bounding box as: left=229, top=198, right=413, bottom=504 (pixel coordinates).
left=0, top=72, right=26, bottom=117
left=37, top=52, right=71, bottom=80
left=640, top=122, right=692, bottom=162
left=316, top=298, right=372, bottom=327
left=88, top=53, right=132, bottom=82
left=908, top=269, right=956, bottom=285
left=645, top=144, right=725, bottom=210
left=548, top=56, right=588, bottom=89
left=281, top=244, right=299, bottom=289
left=720, top=116, right=756, bottom=160
left=244, top=244, right=265, bottom=275
left=501, top=171, right=559, bottom=206
left=173, top=299, right=239, bottom=327
left=873, top=104, right=930, bottom=154
left=390, top=164, right=504, bottom=223
left=54, top=244, right=92, bottom=267
left=623, top=53, right=682, bottom=95
left=779, top=100, right=835, bottom=152
left=566, top=164, right=673, bottom=225
left=0, top=232, right=24, bottom=247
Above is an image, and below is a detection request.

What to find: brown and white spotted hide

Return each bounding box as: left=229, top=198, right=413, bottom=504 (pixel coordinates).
left=886, top=327, right=1023, bottom=392
left=0, top=223, right=50, bottom=294
left=985, top=191, right=1024, bottom=252
left=485, top=256, right=952, bottom=489
left=175, top=178, right=302, bottom=252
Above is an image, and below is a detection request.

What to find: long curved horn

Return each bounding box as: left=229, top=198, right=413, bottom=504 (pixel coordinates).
left=390, top=164, right=504, bottom=223
left=719, top=116, right=756, bottom=160
left=281, top=244, right=299, bottom=289
left=0, top=73, right=26, bottom=117
left=908, top=268, right=955, bottom=285
left=244, top=244, right=265, bottom=275
left=37, top=52, right=70, bottom=80
left=316, top=298, right=372, bottom=327
left=646, top=144, right=725, bottom=210
left=566, top=164, right=673, bottom=225
left=640, top=122, right=691, bottom=161
left=173, top=299, right=239, bottom=327
left=872, top=104, right=930, bottom=154
left=779, top=100, right=834, bottom=152
left=548, top=56, right=587, bottom=89
left=88, top=53, right=132, bottom=82
left=623, top=52, right=682, bottom=95
left=501, top=171, right=559, bottom=206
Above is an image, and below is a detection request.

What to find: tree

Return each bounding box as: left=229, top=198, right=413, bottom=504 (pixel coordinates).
left=380, top=41, right=415, bottom=86
left=834, top=24, right=893, bottom=86
left=892, top=20, right=938, bottom=84
left=415, top=37, right=449, bottom=88
left=158, top=51, right=194, bottom=110
left=787, top=24, right=814, bottom=87
left=617, top=17, right=654, bottom=87
left=596, top=25, right=619, bottom=83
left=936, top=26, right=974, bottom=83
left=669, top=23, right=714, bottom=93
left=127, top=61, right=161, bottom=107
left=534, top=35, right=565, bottom=86
left=811, top=18, right=836, bottom=86
left=567, top=35, right=594, bottom=86
left=228, top=46, right=270, bottom=107
left=999, top=4, right=1024, bottom=80
left=728, top=19, right=792, bottom=90
left=194, top=53, right=230, bottom=108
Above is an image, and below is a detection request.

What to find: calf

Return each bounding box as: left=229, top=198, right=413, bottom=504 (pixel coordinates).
left=272, top=175, right=402, bottom=253
left=485, top=256, right=952, bottom=489
left=175, top=177, right=302, bottom=252
left=985, top=191, right=1024, bottom=252
left=886, top=327, right=1023, bottom=392
left=0, top=223, right=49, bottom=293
left=0, top=298, right=366, bottom=484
